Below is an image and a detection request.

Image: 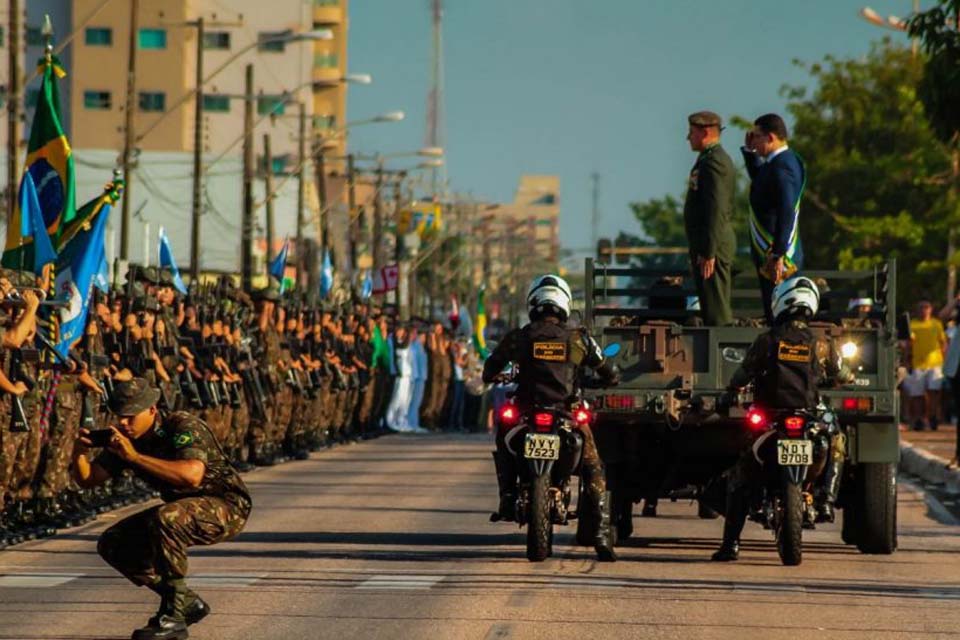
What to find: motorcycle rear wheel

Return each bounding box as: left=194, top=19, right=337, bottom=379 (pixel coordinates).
left=777, top=482, right=804, bottom=566
left=526, top=473, right=552, bottom=562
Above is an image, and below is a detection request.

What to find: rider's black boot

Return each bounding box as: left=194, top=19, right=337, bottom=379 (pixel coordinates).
left=490, top=451, right=517, bottom=522
left=816, top=456, right=843, bottom=524
left=712, top=486, right=748, bottom=562
left=594, top=491, right=617, bottom=562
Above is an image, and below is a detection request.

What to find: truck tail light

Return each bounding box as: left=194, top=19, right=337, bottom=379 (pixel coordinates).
left=841, top=397, right=873, bottom=412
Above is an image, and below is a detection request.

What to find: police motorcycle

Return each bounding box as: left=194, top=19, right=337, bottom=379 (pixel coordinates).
left=738, top=398, right=840, bottom=566
left=493, top=343, right=621, bottom=562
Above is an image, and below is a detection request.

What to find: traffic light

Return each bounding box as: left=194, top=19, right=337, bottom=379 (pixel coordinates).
left=614, top=235, right=630, bottom=265
left=596, top=238, right=612, bottom=262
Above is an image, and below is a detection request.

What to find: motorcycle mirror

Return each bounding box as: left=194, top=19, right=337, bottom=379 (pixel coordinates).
left=602, top=343, right=621, bottom=358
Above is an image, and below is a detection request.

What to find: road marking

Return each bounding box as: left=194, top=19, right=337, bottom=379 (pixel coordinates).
left=356, top=575, right=443, bottom=590
left=550, top=577, right=630, bottom=589
left=0, top=573, right=83, bottom=588
left=189, top=573, right=268, bottom=587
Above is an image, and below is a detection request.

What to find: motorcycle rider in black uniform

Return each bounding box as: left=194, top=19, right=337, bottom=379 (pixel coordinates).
left=713, top=276, right=852, bottom=561
left=482, top=274, right=619, bottom=562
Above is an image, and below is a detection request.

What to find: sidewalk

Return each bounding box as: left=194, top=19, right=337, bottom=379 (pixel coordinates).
left=899, top=422, right=960, bottom=494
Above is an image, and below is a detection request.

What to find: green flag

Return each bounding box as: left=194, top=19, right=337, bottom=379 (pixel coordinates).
left=3, top=54, right=75, bottom=269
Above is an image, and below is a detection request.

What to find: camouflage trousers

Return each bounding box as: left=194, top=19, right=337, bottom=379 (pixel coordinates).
left=37, top=386, right=82, bottom=499
left=271, top=386, right=294, bottom=447
left=228, top=393, right=250, bottom=460
left=7, top=387, right=46, bottom=503
left=98, top=496, right=250, bottom=586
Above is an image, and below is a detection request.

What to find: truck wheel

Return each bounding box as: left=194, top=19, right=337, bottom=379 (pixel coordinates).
left=856, top=462, right=897, bottom=555
left=615, top=495, right=633, bottom=541
left=776, top=482, right=804, bottom=566
left=526, top=473, right=552, bottom=562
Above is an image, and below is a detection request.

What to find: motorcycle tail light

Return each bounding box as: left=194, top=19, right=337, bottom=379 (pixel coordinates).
left=499, top=404, right=519, bottom=426
left=746, top=407, right=767, bottom=430
left=784, top=416, right=805, bottom=437
left=574, top=408, right=592, bottom=425
left=533, top=412, right=554, bottom=429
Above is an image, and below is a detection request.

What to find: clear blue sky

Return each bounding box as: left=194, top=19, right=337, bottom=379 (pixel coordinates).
left=347, top=1, right=922, bottom=259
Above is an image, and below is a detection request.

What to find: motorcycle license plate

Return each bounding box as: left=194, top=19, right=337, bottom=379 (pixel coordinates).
left=524, top=433, right=560, bottom=460
left=777, top=439, right=812, bottom=466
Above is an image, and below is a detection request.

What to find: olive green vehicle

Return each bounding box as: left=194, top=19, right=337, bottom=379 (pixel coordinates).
left=580, top=257, right=900, bottom=555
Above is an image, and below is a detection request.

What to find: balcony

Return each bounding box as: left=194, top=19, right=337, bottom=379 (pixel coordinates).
left=312, top=52, right=340, bottom=82
left=313, top=0, right=342, bottom=25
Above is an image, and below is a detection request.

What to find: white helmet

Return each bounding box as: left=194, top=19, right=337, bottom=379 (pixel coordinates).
left=772, top=276, right=820, bottom=321
left=527, top=274, right=572, bottom=320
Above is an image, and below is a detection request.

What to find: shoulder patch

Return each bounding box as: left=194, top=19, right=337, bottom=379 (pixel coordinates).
left=173, top=432, right=195, bottom=448
left=778, top=341, right=811, bottom=363
left=533, top=341, right=567, bottom=362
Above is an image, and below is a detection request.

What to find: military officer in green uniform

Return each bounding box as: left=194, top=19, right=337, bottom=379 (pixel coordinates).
left=71, top=378, right=252, bottom=640
left=683, top=110, right=737, bottom=326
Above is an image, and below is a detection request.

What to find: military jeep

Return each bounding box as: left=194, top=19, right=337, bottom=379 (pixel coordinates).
left=581, top=257, right=899, bottom=555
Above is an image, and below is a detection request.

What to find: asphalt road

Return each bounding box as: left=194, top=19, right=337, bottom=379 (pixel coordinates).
left=1, top=433, right=959, bottom=640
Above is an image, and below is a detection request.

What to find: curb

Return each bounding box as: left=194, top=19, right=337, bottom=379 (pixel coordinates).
left=899, top=442, right=960, bottom=496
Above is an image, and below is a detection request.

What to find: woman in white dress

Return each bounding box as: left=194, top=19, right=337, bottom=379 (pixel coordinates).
left=386, top=326, right=414, bottom=431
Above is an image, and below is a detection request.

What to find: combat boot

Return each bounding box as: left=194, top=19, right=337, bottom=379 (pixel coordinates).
left=712, top=487, right=748, bottom=562
left=816, top=456, right=843, bottom=524
left=489, top=451, right=517, bottom=522
left=133, top=579, right=189, bottom=640
left=594, top=491, right=617, bottom=562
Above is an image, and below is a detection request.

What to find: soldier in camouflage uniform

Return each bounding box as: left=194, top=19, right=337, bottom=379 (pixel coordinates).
left=73, top=377, right=251, bottom=640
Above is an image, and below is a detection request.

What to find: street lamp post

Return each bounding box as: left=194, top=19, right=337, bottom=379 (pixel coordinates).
left=189, top=16, right=205, bottom=280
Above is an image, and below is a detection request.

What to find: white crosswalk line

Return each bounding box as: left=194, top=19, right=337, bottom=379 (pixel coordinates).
left=357, top=575, right=443, bottom=590
left=189, top=573, right=268, bottom=587
left=550, top=577, right=630, bottom=589
left=0, top=573, right=84, bottom=588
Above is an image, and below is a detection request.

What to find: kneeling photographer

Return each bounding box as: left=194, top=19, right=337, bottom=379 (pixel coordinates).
left=71, top=377, right=252, bottom=640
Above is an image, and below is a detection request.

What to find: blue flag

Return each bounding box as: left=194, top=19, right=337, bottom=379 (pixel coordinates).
left=361, top=269, right=373, bottom=300
left=320, top=249, right=334, bottom=299
left=158, top=226, right=187, bottom=294
left=270, top=238, right=289, bottom=282
left=53, top=195, right=110, bottom=358
left=8, top=171, right=58, bottom=273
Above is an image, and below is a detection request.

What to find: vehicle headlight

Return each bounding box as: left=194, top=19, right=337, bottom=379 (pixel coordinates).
left=841, top=341, right=859, bottom=360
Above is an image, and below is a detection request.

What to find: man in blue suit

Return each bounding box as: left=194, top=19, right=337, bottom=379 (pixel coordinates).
left=741, top=113, right=806, bottom=324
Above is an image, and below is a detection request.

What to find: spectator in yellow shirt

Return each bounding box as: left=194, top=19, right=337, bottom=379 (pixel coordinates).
left=905, top=300, right=948, bottom=430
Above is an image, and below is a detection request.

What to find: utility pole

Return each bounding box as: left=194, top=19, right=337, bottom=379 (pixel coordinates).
left=346, top=153, right=358, bottom=274
left=120, top=0, right=139, bottom=260
left=189, top=16, right=204, bottom=280
left=393, top=173, right=406, bottom=314
left=372, top=159, right=384, bottom=272
left=590, top=172, right=600, bottom=251
left=7, top=0, right=21, bottom=224
left=263, top=133, right=275, bottom=278
left=295, top=101, right=306, bottom=287
left=240, top=63, right=254, bottom=291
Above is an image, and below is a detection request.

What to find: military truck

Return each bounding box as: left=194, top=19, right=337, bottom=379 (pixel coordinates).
left=581, top=257, right=900, bottom=555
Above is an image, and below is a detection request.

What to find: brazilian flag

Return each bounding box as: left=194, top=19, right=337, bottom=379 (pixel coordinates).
left=473, top=287, right=490, bottom=360
left=2, top=54, right=75, bottom=269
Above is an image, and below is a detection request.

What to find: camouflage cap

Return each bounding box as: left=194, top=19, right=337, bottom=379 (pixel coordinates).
left=108, top=377, right=161, bottom=416
left=158, top=267, right=175, bottom=287
left=688, top=110, right=723, bottom=129
left=138, top=266, right=160, bottom=285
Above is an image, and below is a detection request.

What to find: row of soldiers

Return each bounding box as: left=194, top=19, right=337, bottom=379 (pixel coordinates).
left=0, top=265, right=393, bottom=548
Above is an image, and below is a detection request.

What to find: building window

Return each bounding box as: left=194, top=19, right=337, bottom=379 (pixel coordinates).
left=0, top=27, right=5, bottom=47
left=315, top=0, right=339, bottom=6
left=257, top=95, right=286, bottom=116
left=85, top=27, right=112, bottom=46
left=139, top=28, right=167, bottom=50
left=313, top=114, right=336, bottom=131
left=203, top=31, right=230, bottom=50
left=260, top=154, right=291, bottom=175
left=258, top=30, right=291, bottom=52
left=83, top=90, right=111, bottom=110
left=26, top=26, right=43, bottom=46
left=314, top=52, right=338, bottom=68
left=203, top=94, right=230, bottom=113
left=138, top=91, right=165, bottom=112
left=26, top=88, right=40, bottom=108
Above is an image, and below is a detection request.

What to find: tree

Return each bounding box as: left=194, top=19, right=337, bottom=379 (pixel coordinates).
left=782, top=40, right=952, bottom=306
left=908, top=0, right=960, bottom=300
